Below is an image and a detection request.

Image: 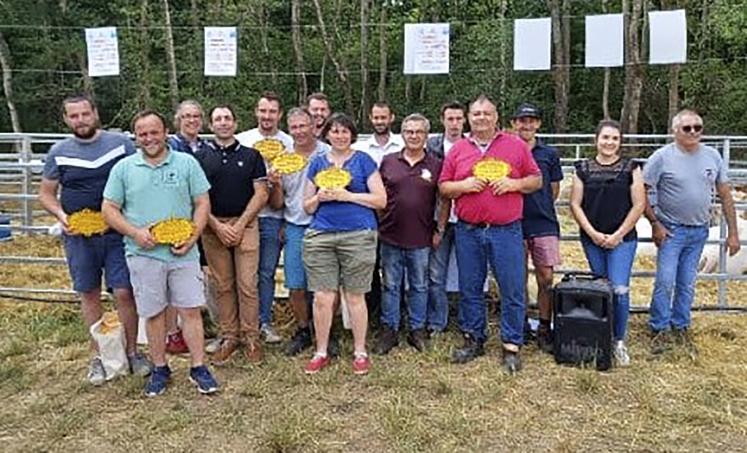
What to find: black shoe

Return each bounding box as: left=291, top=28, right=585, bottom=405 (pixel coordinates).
left=673, top=328, right=698, bottom=358
left=406, top=328, right=429, bottom=352
left=328, top=332, right=341, bottom=358
left=502, top=349, right=522, bottom=375
left=451, top=334, right=485, bottom=364
left=537, top=326, right=554, bottom=354
left=650, top=330, right=672, bottom=355
left=284, top=327, right=312, bottom=357
left=373, top=326, right=399, bottom=355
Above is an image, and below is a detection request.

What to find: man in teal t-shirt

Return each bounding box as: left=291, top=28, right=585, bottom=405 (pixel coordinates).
left=102, top=109, right=219, bottom=398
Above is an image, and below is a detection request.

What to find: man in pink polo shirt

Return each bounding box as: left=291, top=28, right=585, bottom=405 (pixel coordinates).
left=439, top=94, right=542, bottom=374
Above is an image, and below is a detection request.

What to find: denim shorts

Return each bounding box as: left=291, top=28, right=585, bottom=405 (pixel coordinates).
left=283, top=222, right=309, bottom=290
left=126, top=255, right=206, bottom=318
left=62, top=232, right=131, bottom=293
left=303, top=229, right=377, bottom=293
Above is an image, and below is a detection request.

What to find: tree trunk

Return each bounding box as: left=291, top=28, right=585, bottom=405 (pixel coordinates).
left=377, top=2, right=388, bottom=101
left=359, top=0, right=370, bottom=123
left=256, top=4, right=278, bottom=88
left=311, top=0, right=354, bottom=114
left=498, top=0, right=508, bottom=117
left=601, top=0, right=610, bottom=119
left=620, top=0, right=645, bottom=133
left=667, top=64, right=680, bottom=125
left=548, top=0, right=570, bottom=132
left=0, top=31, right=22, bottom=133
left=291, top=0, right=307, bottom=105
left=138, top=0, right=152, bottom=108
left=162, top=0, right=179, bottom=110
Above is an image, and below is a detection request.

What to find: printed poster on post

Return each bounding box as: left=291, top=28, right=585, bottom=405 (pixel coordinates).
left=403, top=23, right=450, bottom=75
left=85, top=27, right=120, bottom=77
left=204, top=27, right=238, bottom=76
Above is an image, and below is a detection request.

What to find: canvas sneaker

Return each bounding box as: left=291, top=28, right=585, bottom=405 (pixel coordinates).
left=304, top=353, right=331, bottom=375
left=129, top=352, right=153, bottom=377
left=144, top=365, right=171, bottom=397
left=613, top=340, right=631, bottom=367
left=189, top=365, right=219, bottom=395
left=87, top=357, right=106, bottom=386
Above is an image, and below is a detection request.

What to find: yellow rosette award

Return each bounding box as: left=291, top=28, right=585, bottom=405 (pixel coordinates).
left=473, top=158, right=512, bottom=181
left=67, top=208, right=108, bottom=236
left=272, top=152, right=307, bottom=175
left=314, top=167, right=352, bottom=190
left=254, top=138, right=286, bottom=161
left=150, top=218, right=195, bottom=245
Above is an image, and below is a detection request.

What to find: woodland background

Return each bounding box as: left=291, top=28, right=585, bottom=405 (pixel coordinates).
left=0, top=0, right=746, bottom=134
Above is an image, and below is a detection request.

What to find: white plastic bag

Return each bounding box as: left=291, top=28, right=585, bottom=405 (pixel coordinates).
left=90, top=312, right=129, bottom=380
left=339, top=291, right=352, bottom=330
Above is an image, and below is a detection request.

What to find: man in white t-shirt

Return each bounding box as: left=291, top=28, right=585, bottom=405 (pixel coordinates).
left=236, top=92, right=293, bottom=345
left=425, top=101, right=466, bottom=335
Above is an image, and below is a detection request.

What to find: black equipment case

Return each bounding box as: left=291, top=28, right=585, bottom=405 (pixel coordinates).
left=552, top=273, right=614, bottom=371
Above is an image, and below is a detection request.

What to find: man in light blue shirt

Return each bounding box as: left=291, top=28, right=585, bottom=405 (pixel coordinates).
left=644, top=109, right=741, bottom=355
left=103, top=110, right=219, bottom=397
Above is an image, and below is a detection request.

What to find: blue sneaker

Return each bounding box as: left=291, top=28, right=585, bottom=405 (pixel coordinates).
left=189, top=365, right=219, bottom=394
left=144, top=365, right=171, bottom=397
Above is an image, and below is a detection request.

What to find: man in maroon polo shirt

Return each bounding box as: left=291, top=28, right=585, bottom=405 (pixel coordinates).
left=439, top=94, right=542, bottom=374
left=374, top=113, right=444, bottom=355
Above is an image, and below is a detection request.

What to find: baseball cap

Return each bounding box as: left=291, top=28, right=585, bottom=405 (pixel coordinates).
left=512, top=103, right=542, bottom=119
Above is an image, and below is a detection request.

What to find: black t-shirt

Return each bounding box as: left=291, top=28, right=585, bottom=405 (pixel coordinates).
left=195, top=140, right=267, bottom=217
left=574, top=157, right=638, bottom=242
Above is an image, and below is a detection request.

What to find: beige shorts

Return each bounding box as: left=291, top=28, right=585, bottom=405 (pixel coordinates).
left=303, top=229, right=377, bottom=294
left=126, top=255, right=206, bottom=319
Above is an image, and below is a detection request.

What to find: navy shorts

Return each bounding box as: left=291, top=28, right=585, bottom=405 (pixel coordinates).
left=62, top=232, right=131, bottom=293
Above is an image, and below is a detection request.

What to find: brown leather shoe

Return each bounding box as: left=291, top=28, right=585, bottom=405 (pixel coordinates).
left=211, top=339, right=240, bottom=366
left=244, top=337, right=264, bottom=364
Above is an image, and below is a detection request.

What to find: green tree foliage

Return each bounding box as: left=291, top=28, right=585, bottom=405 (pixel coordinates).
left=0, top=0, right=745, bottom=134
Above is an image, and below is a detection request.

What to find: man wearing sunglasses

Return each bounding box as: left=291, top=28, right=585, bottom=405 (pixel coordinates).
left=644, top=109, right=741, bottom=356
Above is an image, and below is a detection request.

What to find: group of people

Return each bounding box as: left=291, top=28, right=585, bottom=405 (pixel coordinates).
left=38, top=90, right=742, bottom=397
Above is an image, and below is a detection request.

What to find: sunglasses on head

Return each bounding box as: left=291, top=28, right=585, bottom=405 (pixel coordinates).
left=681, top=124, right=703, bottom=133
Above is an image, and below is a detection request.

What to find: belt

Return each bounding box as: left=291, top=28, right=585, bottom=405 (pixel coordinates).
left=461, top=219, right=519, bottom=229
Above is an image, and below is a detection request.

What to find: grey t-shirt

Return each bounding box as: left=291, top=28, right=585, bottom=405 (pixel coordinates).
left=643, top=142, right=728, bottom=226
left=281, top=141, right=329, bottom=225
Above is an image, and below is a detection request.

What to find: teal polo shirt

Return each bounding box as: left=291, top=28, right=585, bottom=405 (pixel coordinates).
left=103, top=148, right=211, bottom=262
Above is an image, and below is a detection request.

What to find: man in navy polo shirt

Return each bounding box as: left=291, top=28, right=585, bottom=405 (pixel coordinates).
left=39, top=94, right=152, bottom=386
left=375, top=113, right=443, bottom=354
left=511, top=103, right=563, bottom=353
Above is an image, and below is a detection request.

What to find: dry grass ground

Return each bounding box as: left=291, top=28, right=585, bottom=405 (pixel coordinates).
left=1, top=233, right=747, bottom=452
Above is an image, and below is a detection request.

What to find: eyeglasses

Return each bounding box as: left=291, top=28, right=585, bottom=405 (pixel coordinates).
left=681, top=124, right=703, bottom=134
left=403, top=130, right=426, bottom=136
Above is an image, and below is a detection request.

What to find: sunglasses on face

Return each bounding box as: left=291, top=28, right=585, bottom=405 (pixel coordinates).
left=681, top=124, right=703, bottom=134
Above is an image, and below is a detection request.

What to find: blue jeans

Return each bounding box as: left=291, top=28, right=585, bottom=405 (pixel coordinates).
left=455, top=221, right=525, bottom=346
left=259, top=216, right=284, bottom=325
left=380, top=242, right=430, bottom=331
left=427, top=223, right=456, bottom=331
left=649, top=223, right=708, bottom=332
left=580, top=237, right=637, bottom=341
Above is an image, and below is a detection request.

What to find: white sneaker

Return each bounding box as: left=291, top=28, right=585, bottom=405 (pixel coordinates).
left=87, top=357, right=107, bottom=386
left=205, top=337, right=223, bottom=354
left=260, top=324, right=282, bottom=344
left=613, top=340, right=630, bottom=367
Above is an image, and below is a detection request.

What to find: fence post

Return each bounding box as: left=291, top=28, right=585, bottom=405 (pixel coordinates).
left=20, top=135, right=33, bottom=229
left=717, top=138, right=730, bottom=308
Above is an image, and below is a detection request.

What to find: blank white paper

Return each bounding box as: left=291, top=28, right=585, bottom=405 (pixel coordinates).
left=513, top=18, right=552, bottom=71
left=649, top=9, right=687, bottom=64
left=585, top=14, right=624, bottom=67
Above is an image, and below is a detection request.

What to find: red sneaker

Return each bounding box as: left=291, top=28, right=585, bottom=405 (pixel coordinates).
left=304, top=353, right=331, bottom=374
left=352, top=353, right=370, bottom=375
left=165, top=329, right=189, bottom=355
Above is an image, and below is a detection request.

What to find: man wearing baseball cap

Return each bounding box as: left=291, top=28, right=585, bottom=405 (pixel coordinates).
left=511, top=103, right=564, bottom=354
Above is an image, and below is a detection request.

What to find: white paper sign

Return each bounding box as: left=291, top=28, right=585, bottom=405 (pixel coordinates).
left=513, top=18, right=552, bottom=71
left=585, top=14, right=624, bottom=67
left=649, top=9, right=687, bottom=64
left=85, top=27, right=120, bottom=77
left=403, top=23, right=450, bottom=74
left=204, top=27, right=238, bottom=76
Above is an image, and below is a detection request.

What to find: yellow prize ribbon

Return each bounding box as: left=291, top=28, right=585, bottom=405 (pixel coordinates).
left=67, top=209, right=108, bottom=236
left=254, top=138, right=286, bottom=161
left=314, top=167, right=352, bottom=189
left=473, top=158, right=512, bottom=181
left=150, top=218, right=195, bottom=245
left=272, top=152, right=307, bottom=175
